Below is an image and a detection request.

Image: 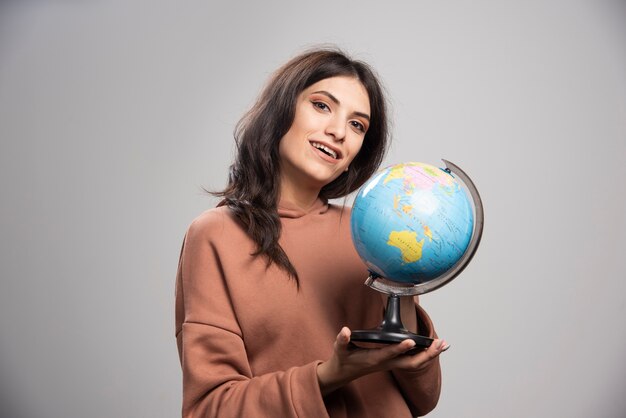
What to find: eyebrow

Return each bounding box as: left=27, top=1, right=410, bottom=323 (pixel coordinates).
left=312, top=90, right=371, bottom=121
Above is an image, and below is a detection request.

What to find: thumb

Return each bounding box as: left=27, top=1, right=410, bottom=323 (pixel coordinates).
left=334, top=327, right=351, bottom=351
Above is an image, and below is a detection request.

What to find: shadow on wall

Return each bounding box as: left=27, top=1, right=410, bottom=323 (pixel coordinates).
left=0, top=361, right=31, bottom=418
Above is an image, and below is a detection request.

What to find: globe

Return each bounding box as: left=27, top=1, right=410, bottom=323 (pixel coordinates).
left=351, top=162, right=475, bottom=285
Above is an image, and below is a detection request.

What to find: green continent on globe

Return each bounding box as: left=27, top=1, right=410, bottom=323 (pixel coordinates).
left=387, top=230, right=425, bottom=264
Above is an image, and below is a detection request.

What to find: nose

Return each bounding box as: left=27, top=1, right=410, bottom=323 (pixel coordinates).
left=325, top=115, right=346, bottom=142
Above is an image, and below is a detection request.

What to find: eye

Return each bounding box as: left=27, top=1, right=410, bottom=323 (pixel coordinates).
left=350, top=120, right=366, bottom=133
left=311, top=101, right=330, bottom=112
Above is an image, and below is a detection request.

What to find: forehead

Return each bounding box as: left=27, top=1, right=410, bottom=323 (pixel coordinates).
left=303, top=76, right=370, bottom=114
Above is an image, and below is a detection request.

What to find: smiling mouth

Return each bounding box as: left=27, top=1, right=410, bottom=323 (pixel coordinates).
left=310, top=142, right=339, bottom=159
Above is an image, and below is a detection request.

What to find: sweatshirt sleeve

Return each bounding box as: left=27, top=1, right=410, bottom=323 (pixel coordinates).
left=391, top=303, right=442, bottom=416
left=174, top=214, right=330, bottom=418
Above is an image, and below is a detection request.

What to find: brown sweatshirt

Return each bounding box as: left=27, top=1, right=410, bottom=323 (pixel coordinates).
left=175, top=198, right=442, bottom=417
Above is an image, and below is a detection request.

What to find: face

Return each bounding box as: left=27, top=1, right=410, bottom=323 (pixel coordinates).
left=278, top=76, right=371, bottom=196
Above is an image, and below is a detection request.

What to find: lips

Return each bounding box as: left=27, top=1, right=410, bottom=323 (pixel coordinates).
left=309, top=141, right=342, bottom=160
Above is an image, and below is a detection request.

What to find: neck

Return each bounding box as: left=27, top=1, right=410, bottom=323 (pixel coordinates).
left=279, top=176, right=321, bottom=212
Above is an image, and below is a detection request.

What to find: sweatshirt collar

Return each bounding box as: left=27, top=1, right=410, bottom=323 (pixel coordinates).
left=277, top=197, right=329, bottom=219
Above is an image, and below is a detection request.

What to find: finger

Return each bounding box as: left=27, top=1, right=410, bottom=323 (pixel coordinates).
left=375, top=339, right=417, bottom=361
left=416, top=339, right=448, bottom=361
left=334, top=327, right=352, bottom=351
left=394, top=338, right=448, bottom=367
left=433, top=339, right=449, bottom=354
left=398, top=339, right=418, bottom=354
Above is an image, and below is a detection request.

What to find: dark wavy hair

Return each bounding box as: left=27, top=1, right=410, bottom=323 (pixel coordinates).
left=213, top=47, right=390, bottom=284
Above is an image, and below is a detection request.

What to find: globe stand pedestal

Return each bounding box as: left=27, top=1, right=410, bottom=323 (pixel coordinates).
left=351, top=293, right=433, bottom=351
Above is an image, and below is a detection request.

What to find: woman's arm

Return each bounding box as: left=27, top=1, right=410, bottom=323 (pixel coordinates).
left=176, top=214, right=329, bottom=418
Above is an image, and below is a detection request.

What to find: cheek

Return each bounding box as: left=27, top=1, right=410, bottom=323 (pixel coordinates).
left=277, top=129, right=293, bottom=159
left=278, top=134, right=295, bottom=163
left=281, top=111, right=312, bottom=146
left=346, top=139, right=365, bottom=164
left=291, top=103, right=315, bottom=131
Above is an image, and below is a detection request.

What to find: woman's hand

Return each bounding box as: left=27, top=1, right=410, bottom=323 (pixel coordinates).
left=317, top=327, right=448, bottom=396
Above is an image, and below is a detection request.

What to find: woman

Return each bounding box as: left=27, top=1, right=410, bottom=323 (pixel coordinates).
left=175, top=48, right=447, bottom=417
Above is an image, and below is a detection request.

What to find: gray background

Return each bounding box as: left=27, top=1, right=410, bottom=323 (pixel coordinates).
left=1, top=1, right=625, bottom=417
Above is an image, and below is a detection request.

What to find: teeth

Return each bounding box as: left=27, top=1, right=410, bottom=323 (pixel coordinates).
left=311, top=142, right=338, bottom=159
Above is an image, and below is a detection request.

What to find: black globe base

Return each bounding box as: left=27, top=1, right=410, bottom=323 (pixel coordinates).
left=350, top=294, right=433, bottom=353
left=351, top=329, right=433, bottom=347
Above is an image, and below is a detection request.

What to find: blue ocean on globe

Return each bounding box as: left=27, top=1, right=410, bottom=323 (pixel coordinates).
left=351, top=162, right=475, bottom=284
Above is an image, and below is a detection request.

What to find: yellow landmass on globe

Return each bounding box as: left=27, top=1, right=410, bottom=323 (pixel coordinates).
left=423, top=225, right=433, bottom=241
left=402, top=204, right=413, bottom=214
left=387, top=231, right=425, bottom=264
left=384, top=165, right=406, bottom=184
